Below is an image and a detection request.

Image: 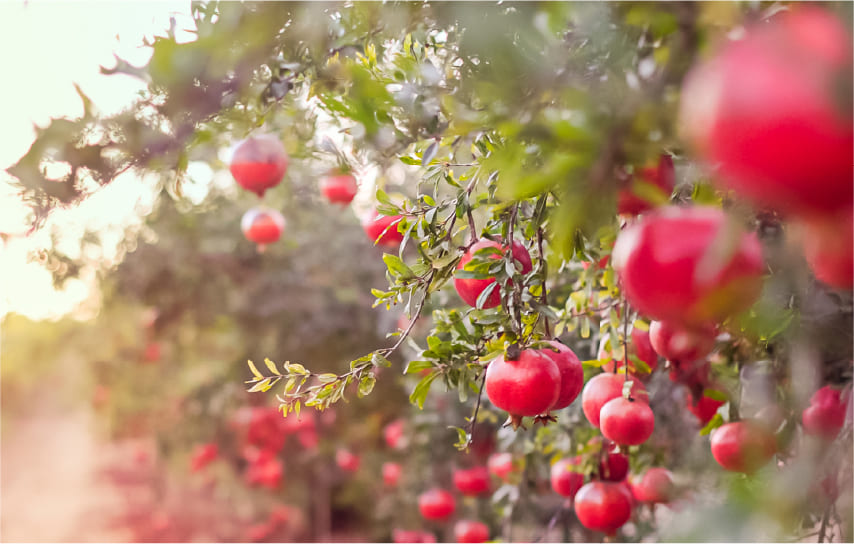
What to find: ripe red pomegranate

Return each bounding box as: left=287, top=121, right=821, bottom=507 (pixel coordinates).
left=485, top=349, right=560, bottom=426
left=454, top=239, right=533, bottom=309
left=452, top=466, right=491, bottom=496
left=600, top=397, right=655, bottom=445
left=336, top=449, right=360, bottom=472
left=649, top=320, right=717, bottom=364
left=383, top=462, right=402, bottom=487
left=687, top=390, right=726, bottom=426
left=487, top=453, right=515, bottom=482
left=802, top=385, right=849, bottom=440
left=612, top=206, right=764, bottom=326
left=617, top=154, right=675, bottom=216
left=244, top=454, right=284, bottom=489
left=319, top=172, right=358, bottom=205
left=598, top=450, right=629, bottom=482
left=574, top=481, right=633, bottom=535
left=628, top=468, right=676, bottom=504
left=710, top=421, right=777, bottom=473
left=795, top=208, right=854, bottom=290
left=418, top=488, right=456, bottom=521
left=362, top=211, right=405, bottom=247
left=189, top=443, right=218, bottom=472
left=539, top=341, right=584, bottom=410
left=454, top=520, right=490, bottom=543
left=551, top=457, right=585, bottom=498
left=229, top=135, right=288, bottom=197
left=581, top=373, right=648, bottom=428
left=241, top=207, right=285, bottom=248
left=601, top=327, right=659, bottom=376
left=383, top=419, right=406, bottom=450
left=680, top=7, right=853, bottom=217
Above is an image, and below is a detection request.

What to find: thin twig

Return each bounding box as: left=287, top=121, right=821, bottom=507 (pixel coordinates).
left=467, top=372, right=487, bottom=450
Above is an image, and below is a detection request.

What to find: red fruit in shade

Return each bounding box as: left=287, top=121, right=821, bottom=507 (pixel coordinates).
left=551, top=457, right=585, bottom=498
left=245, top=455, right=284, bottom=489
left=453, top=466, right=491, bottom=496
left=710, top=421, right=777, bottom=473
left=230, top=135, right=288, bottom=197
left=600, top=397, right=655, bottom=446
left=143, top=342, right=161, bottom=363
left=581, top=373, right=649, bottom=428
left=485, top=349, right=560, bottom=420
left=680, top=8, right=853, bottom=217
left=687, top=391, right=726, bottom=426
left=362, top=211, right=405, bottom=247
left=241, top=207, right=286, bottom=246
left=612, top=206, right=764, bottom=326
left=796, top=208, right=854, bottom=290
left=629, top=468, right=676, bottom=504
left=418, top=488, right=456, bottom=521
left=319, top=173, right=358, bottom=205
left=617, top=154, right=676, bottom=216
left=487, top=453, right=515, bottom=482
left=574, top=481, right=634, bottom=535
left=802, top=385, right=849, bottom=440
left=649, top=320, right=717, bottom=364
left=598, top=451, right=629, bottom=482
left=454, top=520, right=490, bottom=543
left=190, top=443, right=218, bottom=472
left=335, top=449, right=360, bottom=472
left=393, top=530, right=437, bottom=543
left=383, top=462, right=402, bottom=487
left=384, top=419, right=406, bottom=450
left=539, top=341, right=584, bottom=410
left=454, top=239, right=533, bottom=309
left=601, top=327, right=659, bottom=376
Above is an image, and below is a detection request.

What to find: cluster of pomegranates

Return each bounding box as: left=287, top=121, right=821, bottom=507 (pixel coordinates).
left=230, top=135, right=385, bottom=251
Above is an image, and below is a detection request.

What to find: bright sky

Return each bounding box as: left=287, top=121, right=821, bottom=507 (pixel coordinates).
left=0, top=0, right=194, bottom=320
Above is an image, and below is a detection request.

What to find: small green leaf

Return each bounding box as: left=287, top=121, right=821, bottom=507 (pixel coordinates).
left=264, top=358, right=281, bottom=376
left=409, top=370, right=440, bottom=409
left=405, top=360, right=433, bottom=374
left=372, top=352, right=392, bottom=368
left=475, top=281, right=499, bottom=309
left=383, top=253, right=415, bottom=279
left=317, top=373, right=339, bottom=383
left=422, top=141, right=439, bottom=166
left=700, top=413, right=724, bottom=435
left=247, top=360, right=264, bottom=379
left=702, top=388, right=729, bottom=402
left=358, top=374, right=376, bottom=397
left=582, top=358, right=611, bottom=367
left=248, top=378, right=273, bottom=392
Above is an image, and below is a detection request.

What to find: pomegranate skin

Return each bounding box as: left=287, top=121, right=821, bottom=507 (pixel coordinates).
left=487, top=453, right=515, bottom=481
left=454, top=239, right=533, bottom=309
left=362, top=211, right=405, bottom=247
left=574, top=481, right=633, bottom=535
left=581, top=373, right=648, bottom=428
left=485, top=349, right=560, bottom=418
left=612, top=206, right=764, bottom=326
left=649, top=320, right=717, bottom=364
left=796, top=208, right=854, bottom=290
left=418, top=488, right=456, bottom=521
left=539, top=341, right=584, bottom=410
left=598, top=451, right=629, bottom=482
left=319, top=173, right=358, bottom=205
left=382, top=462, right=402, bottom=487
left=629, top=468, right=676, bottom=504
left=241, top=207, right=285, bottom=245
left=802, top=386, right=849, bottom=440
left=710, top=421, right=777, bottom=473
left=550, top=457, right=585, bottom=498
left=600, top=397, right=655, bottom=446
left=229, top=135, right=288, bottom=197
left=452, top=466, right=491, bottom=496
left=454, top=520, right=490, bottom=543
left=680, top=8, right=853, bottom=217
left=617, top=154, right=675, bottom=216
left=687, top=391, right=726, bottom=426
